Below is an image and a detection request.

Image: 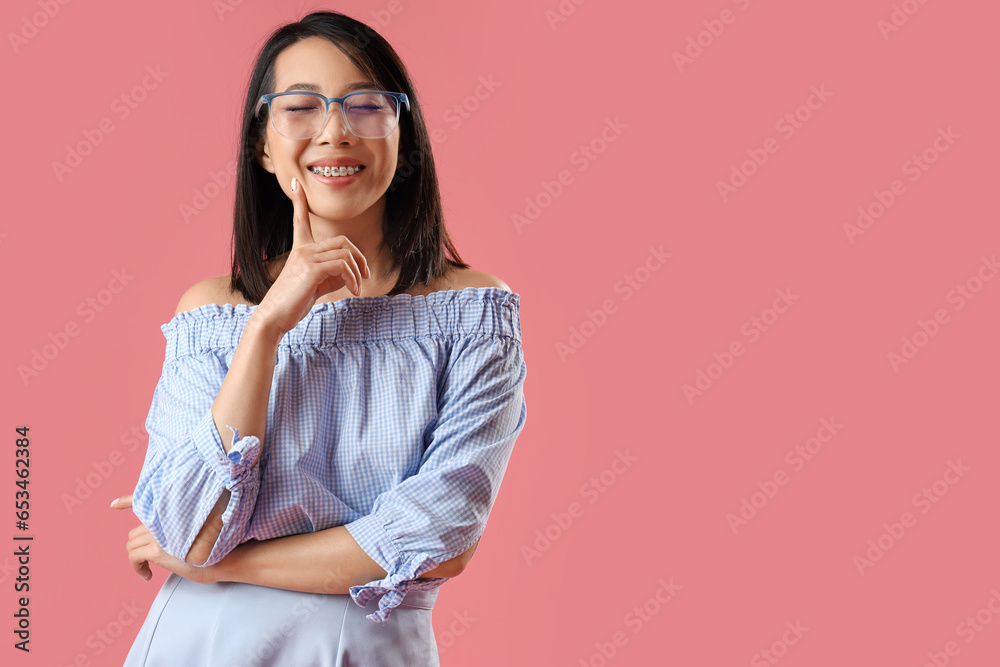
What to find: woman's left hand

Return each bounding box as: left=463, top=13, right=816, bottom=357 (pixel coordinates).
left=111, top=494, right=218, bottom=585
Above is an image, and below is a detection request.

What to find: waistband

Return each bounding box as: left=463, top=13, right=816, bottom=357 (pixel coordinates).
left=391, top=586, right=440, bottom=611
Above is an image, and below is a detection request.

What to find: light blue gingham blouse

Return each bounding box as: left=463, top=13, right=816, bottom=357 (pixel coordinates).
left=131, top=286, right=527, bottom=622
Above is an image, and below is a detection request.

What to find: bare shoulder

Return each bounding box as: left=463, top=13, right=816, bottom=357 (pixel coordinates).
left=438, top=267, right=512, bottom=293
left=174, top=275, right=250, bottom=316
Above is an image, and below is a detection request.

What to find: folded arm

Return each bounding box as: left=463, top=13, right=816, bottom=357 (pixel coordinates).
left=130, top=293, right=526, bottom=625
left=212, top=527, right=478, bottom=593
left=183, top=331, right=524, bottom=625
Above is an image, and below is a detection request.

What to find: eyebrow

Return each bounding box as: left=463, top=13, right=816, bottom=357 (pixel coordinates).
left=281, top=81, right=379, bottom=94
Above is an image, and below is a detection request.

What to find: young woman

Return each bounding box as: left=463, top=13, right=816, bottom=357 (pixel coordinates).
left=110, top=11, right=527, bottom=665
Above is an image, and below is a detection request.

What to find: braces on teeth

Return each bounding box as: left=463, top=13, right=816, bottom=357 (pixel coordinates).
left=310, top=165, right=364, bottom=177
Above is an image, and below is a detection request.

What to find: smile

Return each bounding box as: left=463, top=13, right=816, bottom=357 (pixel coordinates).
left=309, top=165, right=365, bottom=177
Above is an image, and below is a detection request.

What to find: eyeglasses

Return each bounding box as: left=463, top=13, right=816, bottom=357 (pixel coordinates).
left=255, top=90, right=410, bottom=140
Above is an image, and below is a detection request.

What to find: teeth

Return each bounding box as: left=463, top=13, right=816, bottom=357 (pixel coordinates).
left=310, top=165, right=364, bottom=177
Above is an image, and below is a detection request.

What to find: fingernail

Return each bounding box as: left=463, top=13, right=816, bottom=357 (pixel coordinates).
left=291, top=177, right=297, bottom=192
left=110, top=499, right=118, bottom=508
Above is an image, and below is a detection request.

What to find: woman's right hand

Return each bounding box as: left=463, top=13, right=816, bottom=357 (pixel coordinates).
left=252, top=177, right=371, bottom=338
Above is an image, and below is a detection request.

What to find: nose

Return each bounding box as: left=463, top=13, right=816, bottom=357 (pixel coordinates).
left=314, top=103, right=356, bottom=143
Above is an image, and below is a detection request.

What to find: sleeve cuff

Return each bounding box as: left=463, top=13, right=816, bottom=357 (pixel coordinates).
left=348, top=577, right=448, bottom=623
left=344, top=514, right=449, bottom=623
left=181, top=416, right=262, bottom=566
left=190, top=412, right=260, bottom=483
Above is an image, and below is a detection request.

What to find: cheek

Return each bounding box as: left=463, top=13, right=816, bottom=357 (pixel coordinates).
left=371, top=146, right=399, bottom=181
left=265, top=131, right=303, bottom=171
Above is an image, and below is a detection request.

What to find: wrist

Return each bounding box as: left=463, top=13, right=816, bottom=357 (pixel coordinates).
left=193, top=562, right=222, bottom=586
left=244, top=311, right=285, bottom=347
left=213, top=541, right=250, bottom=584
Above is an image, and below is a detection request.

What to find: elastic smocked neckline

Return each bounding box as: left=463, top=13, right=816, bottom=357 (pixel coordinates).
left=160, top=286, right=521, bottom=361
left=168, top=286, right=517, bottom=323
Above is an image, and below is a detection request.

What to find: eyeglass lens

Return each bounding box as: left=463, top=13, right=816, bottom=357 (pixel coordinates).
left=270, top=93, right=400, bottom=139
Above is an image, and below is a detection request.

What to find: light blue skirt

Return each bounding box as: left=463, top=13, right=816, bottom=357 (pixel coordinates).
left=123, top=573, right=441, bottom=666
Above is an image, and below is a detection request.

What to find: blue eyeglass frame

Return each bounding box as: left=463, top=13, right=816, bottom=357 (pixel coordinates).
left=254, top=90, right=410, bottom=139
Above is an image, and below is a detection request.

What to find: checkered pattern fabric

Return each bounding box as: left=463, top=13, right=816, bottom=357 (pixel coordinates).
left=131, top=286, right=527, bottom=622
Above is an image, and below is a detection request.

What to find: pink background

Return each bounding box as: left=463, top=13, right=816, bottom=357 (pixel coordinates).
left=3, top=0, right=999, bottom=665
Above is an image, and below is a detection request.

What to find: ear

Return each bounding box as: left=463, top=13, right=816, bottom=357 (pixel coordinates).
left=256, top=129, right=275, bottom=174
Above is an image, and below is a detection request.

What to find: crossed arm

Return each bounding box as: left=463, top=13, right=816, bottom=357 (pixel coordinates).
left=113, top=492, right=478, bottom=591
left=119, top=282, right=515, bottom=593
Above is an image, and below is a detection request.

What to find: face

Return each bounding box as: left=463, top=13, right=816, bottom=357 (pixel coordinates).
left=256, top=36, right=401, bottom=226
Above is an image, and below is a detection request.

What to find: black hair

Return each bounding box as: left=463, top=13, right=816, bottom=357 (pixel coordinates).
left=230, top=10, right=468, bottom=303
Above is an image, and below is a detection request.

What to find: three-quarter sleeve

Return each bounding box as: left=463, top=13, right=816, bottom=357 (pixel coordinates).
left=345, top=331, right=528, bottom=622
left=131, top=351, right=262, bottom=567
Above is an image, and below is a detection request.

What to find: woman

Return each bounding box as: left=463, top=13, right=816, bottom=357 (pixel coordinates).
left=110, top=11, right=527, bottom=666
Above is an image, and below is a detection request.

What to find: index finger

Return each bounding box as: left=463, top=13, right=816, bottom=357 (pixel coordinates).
left=111, top=494, right=133, bottom=509
left=289, top=177, right=314, bottom=250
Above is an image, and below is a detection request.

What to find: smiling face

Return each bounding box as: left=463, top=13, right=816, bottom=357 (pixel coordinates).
left=256, top=36, right=401, bottom=226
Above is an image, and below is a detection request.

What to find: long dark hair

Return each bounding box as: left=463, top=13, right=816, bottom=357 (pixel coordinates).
left=230, top=10, right=468, bottom=303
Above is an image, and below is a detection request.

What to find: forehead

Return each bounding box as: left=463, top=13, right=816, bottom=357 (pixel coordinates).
left=272, top=36, right=371, bottom=93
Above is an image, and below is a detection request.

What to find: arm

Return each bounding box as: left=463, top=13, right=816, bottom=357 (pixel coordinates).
left=350, top=330, right=527, bottom=620
left=192, top=327, right=524, bottom=622
left=211, top=528, right=479, bottom=594
left=130, top=282, right=283, bottom=567
left=135, top=188, right=370, bottom=568
left=185, top=285, right=286, bottom=564
left=183, top=315, right=281, bottom=564
left=116, top=496, right=477, bottom=584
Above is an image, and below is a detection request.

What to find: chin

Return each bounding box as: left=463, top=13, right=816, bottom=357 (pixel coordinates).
left=310, top=203, right=370, bottom=222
